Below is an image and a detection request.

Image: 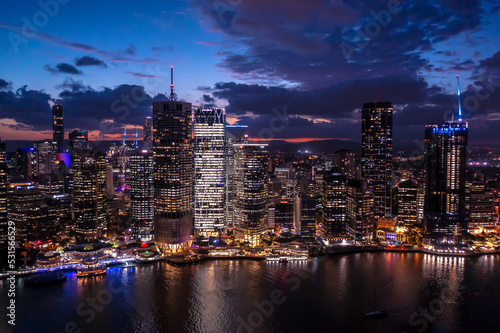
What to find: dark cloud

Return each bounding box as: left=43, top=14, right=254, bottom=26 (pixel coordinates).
left=75, top=56, right=107, bottom=67
left=125, top=72, right=158, bottom=78
left=480, top=51, right=500, bottom=68
left=0, top=79, right=12, bottom=90
left=44, top=63, right=83, bottom=75
left=0, top=85, right=52, bottom=130
left=193, top=0, right=485, bottom=88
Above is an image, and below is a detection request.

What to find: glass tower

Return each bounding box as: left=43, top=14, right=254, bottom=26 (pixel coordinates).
left=152, top=75, right=193, bottom=251
left=361, top=101, right=393, bottom=220
left=233, top=144, right=268, bottom=247
left=193, top=107, right=226, bottom=236
left=130, top=150, right=154, bottom=241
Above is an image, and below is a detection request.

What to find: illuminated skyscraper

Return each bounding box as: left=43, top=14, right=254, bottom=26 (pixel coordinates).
left=397, top=180, right=418, bottom=228
left=73, top=150, right=107, bottom=240
left=361, top=102, right=393, bottom=220
left=424, top=76, right=468, bottom=235
left=233, top=144, right=268, bottom=246
left=225, top=127, right=248, bottom=230
left=193, top=107, right=226, bottom=236
left=323, top=171, right=347, bottom=238
left=52, top=104, right=64, bottom=152
left=346, top=179, right=374, bottom=242
left=153, top=67, right=193, bottom=251
left=0, top=139, right=6, bottom=248
left=334, top=149, right=356, bottom=179
left=143, top=116, right=152, bottom=151
left=130, top=150, right=154, bottom=241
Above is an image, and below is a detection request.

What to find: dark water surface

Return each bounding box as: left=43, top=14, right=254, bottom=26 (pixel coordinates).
left=2, top=252, right=500, bottom=333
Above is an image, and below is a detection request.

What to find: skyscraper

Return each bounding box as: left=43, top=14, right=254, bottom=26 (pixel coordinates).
left=153, top=67, right=193, bottom=252
left=225, top=127, right=248, bottom=230
left=361, top=101, right=393, bottom=220
left=69, top=130, right=89, bottom=153
left=8, top=185, right=56, bottom=248
left=130, top=150, right=154, bottom=241
left=0, top=139, right=7, bottom=248
left=73, top=150, right=107, bottom=240
left=143, top=116, right=152, bottom=151
left=397, top=180, right=418, bottom=228
left=52, top=104, right=64, bottom=152
left=323, top=171, right=347, bottom=238
left=334, top=149, right=356, bottom=179
left=233, top=144, right=269, bottom=247
left=193, top=107, right=226, bottom=236
left=424, top=76, right=468, bottom=235
left=346, top=179, right=374, bottom=242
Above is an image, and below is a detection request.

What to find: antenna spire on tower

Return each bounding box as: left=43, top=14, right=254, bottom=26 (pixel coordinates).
left=457, top=75, right=462, bottom=121
left=123, top=128, right=126, bottom=145
left=135, top=130, right=138, bottom=147
left=169, top=66, right=178, bottom=101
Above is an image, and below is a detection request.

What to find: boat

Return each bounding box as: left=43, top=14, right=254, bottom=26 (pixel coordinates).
left=135, top=254, right=162, bottom=263
left=167, top=254, right=203, bottom=265
left=364, top=310, right=388, bottom=319
left=279, top=257, right=288, bottom=263
left=24, top=272, right=67, bottom=286
left=76, top=267, right=107, bottom=277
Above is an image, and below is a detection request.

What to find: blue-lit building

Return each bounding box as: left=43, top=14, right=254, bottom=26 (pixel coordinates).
left=424, top=76, right=468, bottom=236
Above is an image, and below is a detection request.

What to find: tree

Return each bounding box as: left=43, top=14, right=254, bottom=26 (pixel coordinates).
left=407, top=226, right=423, bottom=246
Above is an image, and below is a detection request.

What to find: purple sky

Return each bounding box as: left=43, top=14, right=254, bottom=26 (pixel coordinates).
left=0, top=0, right=499, bottom=147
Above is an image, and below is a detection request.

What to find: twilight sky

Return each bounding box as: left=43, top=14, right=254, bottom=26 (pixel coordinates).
left=0, top=0, right=499, bottom=147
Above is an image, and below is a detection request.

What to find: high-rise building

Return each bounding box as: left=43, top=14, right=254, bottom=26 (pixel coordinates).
left=143, top=116, right=152, bottom=151
left=299, top=194, right=318, bottom=237
left=69, top=130, right=89, bottom=154
left=334, top=149, right=356, bottom=179
left=52, top=104, right=64, bottom=152
left=153, top=67, right=193, bottom=252
left=361, top=102, right=393, bottom=220
left=397, top=180, right=418, bottom=228
left=0, top=139, right=7, bottom=248
left=466, top=178, right=495, bottom=230
left=130, top=150, right=154, bottom=241
left=193, top=107, right=226, bottom=236
left=8, top=185, right=56, bottom=247
left=73, top=150, right=107, bottom=240
left=233, top=144, right=269, bottom=246
left=225, top=127, right=248, bottom=230
left=346, top=179, right=374, bottom=242
left=424, top=76, right=468, bottom=235
left=34, top=140, right=57, bottom=177
left=323, top=171, right=347, bottom=238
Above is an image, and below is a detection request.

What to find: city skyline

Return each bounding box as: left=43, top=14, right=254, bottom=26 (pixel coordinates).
left=2, top=2, right=500, bottom=333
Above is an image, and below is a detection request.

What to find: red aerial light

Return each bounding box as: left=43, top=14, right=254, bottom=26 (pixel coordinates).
left=140, top=243, right=148, bottom=248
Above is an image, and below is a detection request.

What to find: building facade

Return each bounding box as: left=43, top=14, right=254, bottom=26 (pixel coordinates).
left=153, top=98, right=193, bottom=252
left=424, top=121, right=468, bottom=235
left=73, top=150, right=107, bottom=240
left=193, top=108, right=226, bottom=236
left=52, top=104, right=64, bottom=152
left=361, top=102, right=393, bottom=220
left=130, top=150, right=154, bottom=241
left=233, top=144, right=269, bottom=246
